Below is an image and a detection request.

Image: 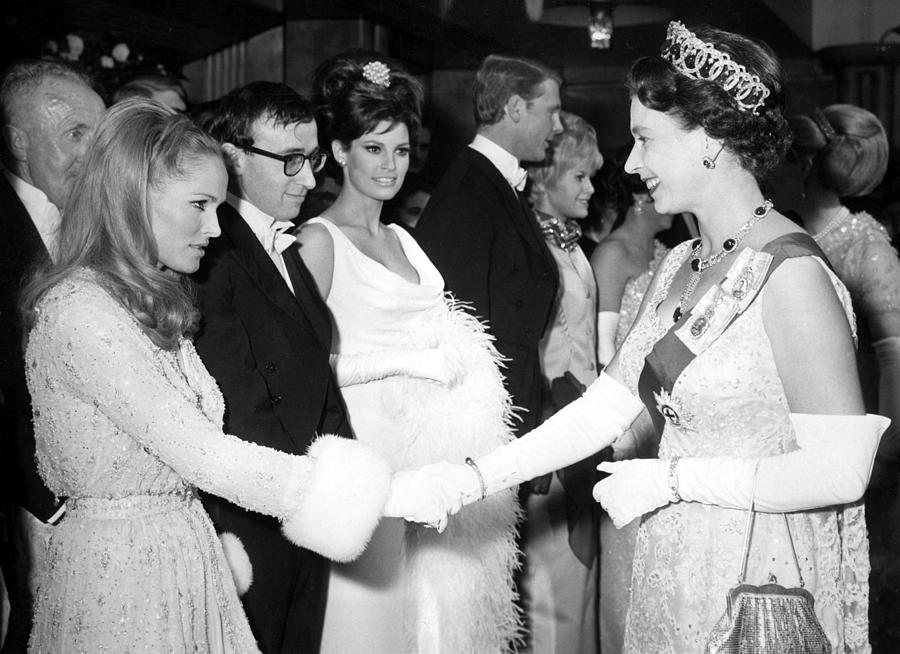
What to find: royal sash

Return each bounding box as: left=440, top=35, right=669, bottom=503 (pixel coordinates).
left=638, top=234, right=830, bottom=435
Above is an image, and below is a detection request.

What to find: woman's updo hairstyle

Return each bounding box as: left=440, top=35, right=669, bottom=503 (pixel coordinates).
left=627, top=24, right=791, bottom=179
left=788, top=104, right=888, bottom=198
left=312, top=49, right=424, bottom=152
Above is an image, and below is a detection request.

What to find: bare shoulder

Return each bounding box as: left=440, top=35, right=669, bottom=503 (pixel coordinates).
left=763, top=254, right=862, bottom=413
left=294, top=221, right=335, bottom=298
left=295, top=220, right=334, bottom=250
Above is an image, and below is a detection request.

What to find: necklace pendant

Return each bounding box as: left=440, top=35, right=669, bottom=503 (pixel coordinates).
left=673, top=306, right=683, bottom=323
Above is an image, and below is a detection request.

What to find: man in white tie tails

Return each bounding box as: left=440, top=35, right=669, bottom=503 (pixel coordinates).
left=192, top=82, right=355, bottom=654
left=415, top=54, right=577, bottom=652
left=415, top=54, right=563, bottom=438
left=0, top=58, right=105, bottom=651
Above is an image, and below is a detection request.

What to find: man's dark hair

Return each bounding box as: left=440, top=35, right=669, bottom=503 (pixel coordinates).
left=198, top=81, right=315, bottom=149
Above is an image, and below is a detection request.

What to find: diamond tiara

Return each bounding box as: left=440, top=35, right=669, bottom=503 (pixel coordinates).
left=362, top=61, right=391, bottom=88
left=661, top=21, right=771, bottom=115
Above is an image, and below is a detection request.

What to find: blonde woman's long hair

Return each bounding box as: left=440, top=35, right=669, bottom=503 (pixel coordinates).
left=22, top=98, right=223, bottom=350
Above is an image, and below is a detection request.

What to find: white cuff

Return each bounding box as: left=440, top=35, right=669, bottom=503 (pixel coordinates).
left=281, top=434, right=392, bottom=562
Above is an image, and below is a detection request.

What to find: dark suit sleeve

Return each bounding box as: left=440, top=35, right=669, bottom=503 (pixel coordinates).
left=416, top=181, right=494, bottom=321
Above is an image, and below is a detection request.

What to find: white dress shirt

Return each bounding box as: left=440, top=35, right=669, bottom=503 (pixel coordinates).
left=5, top=170, right=62, bottom=263
left=227, top=192, right=295, bottom=294
left=469, top=134, right=528, bottom=192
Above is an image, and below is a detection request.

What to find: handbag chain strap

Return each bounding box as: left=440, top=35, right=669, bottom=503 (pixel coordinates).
left=736, top=460, right=806, bottom=588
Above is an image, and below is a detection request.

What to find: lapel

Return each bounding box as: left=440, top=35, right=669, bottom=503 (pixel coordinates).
left=282, top=243, right=333, bottom=348
left=217, top=203, right=325, bottom=344
left=463, top=148, right=558, bottom=274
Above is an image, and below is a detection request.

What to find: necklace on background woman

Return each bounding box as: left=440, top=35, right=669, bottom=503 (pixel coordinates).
left=536, top=210, right=582, bottom=252
left=811, top=205, right=849, bottom=242
left=673, top=199, right=774, bottom=323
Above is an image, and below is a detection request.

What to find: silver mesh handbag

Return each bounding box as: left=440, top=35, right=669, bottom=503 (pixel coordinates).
left=705, top=466, right=831, bottom=654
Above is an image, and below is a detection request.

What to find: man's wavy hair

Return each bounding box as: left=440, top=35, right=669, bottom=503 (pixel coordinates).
left=22, top=98, right=224, bottom=351
left=473, top=54, right=561, bottom=128
left=627, top=25, right=791, bottom=179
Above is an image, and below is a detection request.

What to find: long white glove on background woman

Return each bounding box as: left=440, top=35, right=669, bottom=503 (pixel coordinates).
left=329, top=345, right=461, bottom=387
left=594, top=412, right=889, bottom=528
left=383, top=372, right=645, bottom=524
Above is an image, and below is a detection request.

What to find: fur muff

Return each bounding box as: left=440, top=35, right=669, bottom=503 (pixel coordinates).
left=281, top=434, right=392, bottom=563
left=218, top=531, right=253, bottom=596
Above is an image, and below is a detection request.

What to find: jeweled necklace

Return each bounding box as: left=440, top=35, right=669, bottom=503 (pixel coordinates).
left=536, top=210, right=582, bottom=252
left=673, top=199, right=774, bottom=323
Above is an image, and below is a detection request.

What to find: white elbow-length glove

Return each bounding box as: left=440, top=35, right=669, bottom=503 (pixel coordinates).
left=330, top=345, right=461, bottom=387
left=386, top=372, right=645, bottom=528
left=874, top=336, right=900, bottom=427
left=594, top=413, right=890, bottom=528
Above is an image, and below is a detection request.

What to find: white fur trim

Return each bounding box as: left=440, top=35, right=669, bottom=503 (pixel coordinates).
left=281, top=434, right=392, bottom=563
left=218, top=532, right=253, bottom=596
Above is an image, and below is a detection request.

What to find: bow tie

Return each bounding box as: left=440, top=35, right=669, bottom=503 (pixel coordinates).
left=265, top=222, right=296, bottom=255
left=511, top=167, right=528, bottom=192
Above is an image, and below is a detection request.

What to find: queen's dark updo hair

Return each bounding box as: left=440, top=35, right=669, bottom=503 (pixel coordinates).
left=788, top=104, right=888, bottom=198
left=311, top=49, right=423, bottom=153
left=627, top=24, right=792, bottom=179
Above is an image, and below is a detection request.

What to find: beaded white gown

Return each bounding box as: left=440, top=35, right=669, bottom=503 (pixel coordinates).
left=25, top=271, right=339, bottom=653
left=616, top=239, right=870, bottom=653
left=310, top=217, right=522, bottom=654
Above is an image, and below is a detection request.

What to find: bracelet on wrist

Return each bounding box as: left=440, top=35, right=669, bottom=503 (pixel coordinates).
left=464, top=457, right=487, bottom=500
left=667, top=456, right=682, bottom=503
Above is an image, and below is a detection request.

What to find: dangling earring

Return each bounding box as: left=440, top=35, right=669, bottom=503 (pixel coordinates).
left=703, top=143, right=725, bottom=170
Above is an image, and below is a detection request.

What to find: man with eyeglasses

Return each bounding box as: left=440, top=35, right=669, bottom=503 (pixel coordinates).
left=192, top=81, right=352, bottom=654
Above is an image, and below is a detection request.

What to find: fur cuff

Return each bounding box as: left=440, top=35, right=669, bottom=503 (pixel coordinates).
left=219, top=532, right=253, bottom=596
left=282, top=434, right=392, bottom=563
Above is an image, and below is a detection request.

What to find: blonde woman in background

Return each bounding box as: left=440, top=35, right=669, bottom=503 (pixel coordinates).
left=588, top=148, right=673, bottom=653
left=523, top=110, right=603, bottom=654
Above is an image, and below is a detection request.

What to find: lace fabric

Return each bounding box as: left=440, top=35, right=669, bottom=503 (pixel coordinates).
left=616, top=242, right=870, bottom=653
left=26, top=270, right=315, bottom=653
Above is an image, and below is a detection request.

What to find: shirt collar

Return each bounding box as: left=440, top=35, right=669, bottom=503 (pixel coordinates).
left=4, top=170, right=61, bottom=259
left=469, top=134, right=527, bottom=191
left=227, top=192, right=293, bottom=248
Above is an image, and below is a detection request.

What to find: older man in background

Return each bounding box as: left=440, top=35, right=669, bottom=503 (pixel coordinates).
left=0, top=59, right=104, bottom=651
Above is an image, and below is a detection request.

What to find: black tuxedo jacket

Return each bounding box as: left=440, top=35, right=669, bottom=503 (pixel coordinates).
left=192, top=201, right=351, bottom=654
left=415, top=147, right=558, bottom=434
left=0, top=173, right=61, bottom=520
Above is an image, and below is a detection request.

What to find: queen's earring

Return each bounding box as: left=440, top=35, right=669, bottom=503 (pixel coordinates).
left=702, top=143, right=725, bottom=170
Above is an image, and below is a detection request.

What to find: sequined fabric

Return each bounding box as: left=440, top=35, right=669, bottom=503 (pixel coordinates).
left=814, top=210, right=900, bottom=406
left=26, top=270, right=315, bottom=653
left=616, top=242, right=870, bottom=654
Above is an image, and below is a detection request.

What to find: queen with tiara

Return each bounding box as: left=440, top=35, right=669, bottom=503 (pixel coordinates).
left=395, top=22, right=889, bottom=653
left=297, top=51, right=522, bottom=654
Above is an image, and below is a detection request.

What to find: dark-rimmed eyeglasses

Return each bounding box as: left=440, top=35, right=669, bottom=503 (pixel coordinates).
left=243, top=146, right=328, bottom=176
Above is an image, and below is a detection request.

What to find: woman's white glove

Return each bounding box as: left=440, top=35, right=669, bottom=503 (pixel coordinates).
left=330, top=345, right=462, bottom=387
left=593, top=459, right=671, bottom=528
left=464, top=372, right=643, bottom=503
left=875, top=336, right=900, bottom=426
left=382, top=464, right=468, bottom=531
left=594, top=413, right=889, bottom=529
